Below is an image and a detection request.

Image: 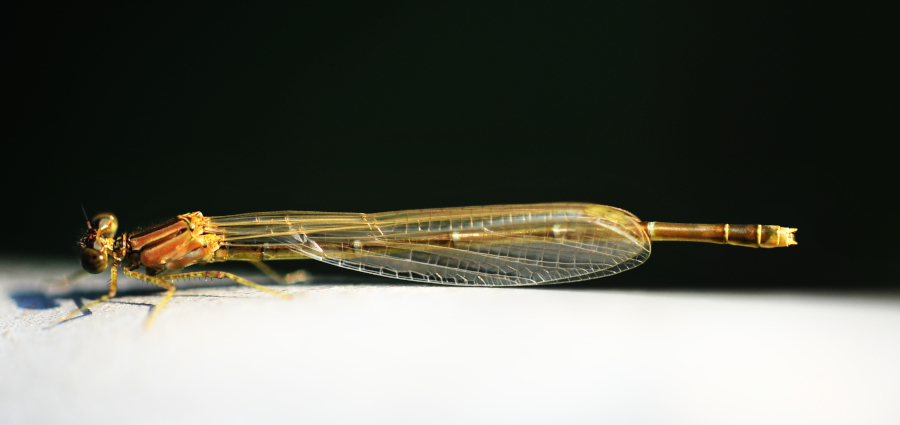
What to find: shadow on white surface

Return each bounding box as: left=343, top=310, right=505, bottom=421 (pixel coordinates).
left=2, top=259, right=899, bottom=425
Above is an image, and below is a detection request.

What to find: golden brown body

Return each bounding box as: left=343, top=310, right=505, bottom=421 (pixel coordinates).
left=59, top=203, right=796, bottom=328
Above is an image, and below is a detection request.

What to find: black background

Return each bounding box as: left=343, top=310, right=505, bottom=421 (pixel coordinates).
left=2, top=4, right=894, bottom=289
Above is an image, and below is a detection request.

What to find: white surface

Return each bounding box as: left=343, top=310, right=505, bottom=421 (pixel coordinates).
left=1, top=260, right=899, bottom=425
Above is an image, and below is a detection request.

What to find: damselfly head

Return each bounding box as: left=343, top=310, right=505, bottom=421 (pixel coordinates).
left=78, top=213, right=118, bottom=274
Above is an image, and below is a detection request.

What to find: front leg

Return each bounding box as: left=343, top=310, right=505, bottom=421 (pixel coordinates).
left=46, top=269, right=89, bottom=289
left=54, top=262, right=120, bottom=325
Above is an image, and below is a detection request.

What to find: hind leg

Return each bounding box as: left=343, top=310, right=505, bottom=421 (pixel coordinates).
left=250, top=261, right=310, bottom=284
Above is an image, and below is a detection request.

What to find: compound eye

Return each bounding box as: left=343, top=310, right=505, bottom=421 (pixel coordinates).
left=91, top=213, right=118, bottom=238
left=80, top=248, right=109, bottom=274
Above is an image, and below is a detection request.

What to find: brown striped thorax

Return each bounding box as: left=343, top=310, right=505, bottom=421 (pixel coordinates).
left=125, top=212, right=222, bottom=275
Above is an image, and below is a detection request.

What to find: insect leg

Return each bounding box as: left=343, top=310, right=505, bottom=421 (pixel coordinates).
left=122, top=269, right=178, bottom=329
left=54, top=262, right=120, bottom=325
left=250, top=261, right=310, bottom=285
left=47, top=269, right=90, bottom=289
left=158, top=270, right=291, bottom=299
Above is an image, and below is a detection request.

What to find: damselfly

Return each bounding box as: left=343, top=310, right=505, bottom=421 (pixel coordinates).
left=58, top=203, right=797, bottom=327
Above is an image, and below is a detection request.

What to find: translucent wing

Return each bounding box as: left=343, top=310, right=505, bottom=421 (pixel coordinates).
left=208, top=203, right=651, bottom=286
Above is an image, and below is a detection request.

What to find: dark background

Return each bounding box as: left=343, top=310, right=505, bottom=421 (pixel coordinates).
left=2, top=4, right=894, bottom=289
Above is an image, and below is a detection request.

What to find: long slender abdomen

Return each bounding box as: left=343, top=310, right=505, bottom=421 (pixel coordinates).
left=642, top=222, right=797, bottom=248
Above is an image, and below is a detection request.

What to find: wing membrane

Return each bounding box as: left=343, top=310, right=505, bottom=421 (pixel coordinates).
left=208, top=203, right=651, bottom=286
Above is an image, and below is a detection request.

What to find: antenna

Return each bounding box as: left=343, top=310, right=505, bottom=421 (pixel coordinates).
left=80, top=203, right=92, bottom=229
